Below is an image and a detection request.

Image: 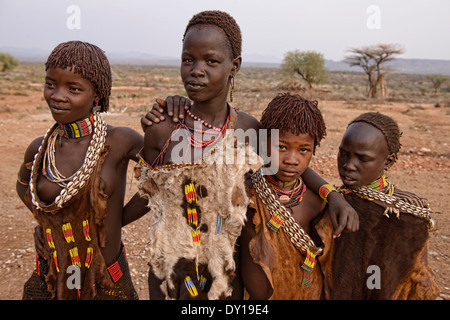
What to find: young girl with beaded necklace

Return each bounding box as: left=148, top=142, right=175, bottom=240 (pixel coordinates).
left=17, top=41, right=149, bottom=299
left=238, top=93, right=356, bottom=299
left=138, top=11, right=358, bottom=300
left=316, top=112, right=439, bottom=299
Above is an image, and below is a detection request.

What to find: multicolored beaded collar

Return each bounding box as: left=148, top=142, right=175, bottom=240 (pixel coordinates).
left=339, top=175, right=435, bottom=230
left=366, top=175, right=392, bottom=193
left=58, top=114, right=95, bottom=138
left=341, top=175, right=393, bottom=199
left=266, top=175, right=306, bottom=208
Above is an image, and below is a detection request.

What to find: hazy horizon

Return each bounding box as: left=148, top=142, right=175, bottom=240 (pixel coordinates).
left=1, top=0, right=449, bottom=63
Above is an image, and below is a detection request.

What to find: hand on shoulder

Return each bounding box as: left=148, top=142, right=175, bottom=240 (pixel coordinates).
left=140, top=96, right=191, bottom=131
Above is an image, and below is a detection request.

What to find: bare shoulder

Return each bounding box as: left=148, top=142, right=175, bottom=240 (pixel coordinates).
left=107, top=125, right=142, bottom=139
left=303, top=188, right=327, bottom=216
left=23, top=136, right=44, bottom=163
left=105, top=125, right=144, bottom=161
left=106, top=125, right=143, bottom=146
left=235, top=110, right=260, bottom=131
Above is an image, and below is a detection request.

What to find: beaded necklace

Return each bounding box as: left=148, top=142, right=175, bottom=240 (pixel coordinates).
left=186, top=109, right=222, bottom=132
left=340, top=175, right=435, bottom=230
left=58, top=114, right=95, bottom=138
left=145, top=107, right=231, bottom=170
left=42, top=114, right=99, bottom=187
left=341, top=175, right=394, bottom=203
left=366, top=175, right=393, bottom=194
left=266, top=175, right=306, bottom=208
left=179, top=113, right=230, bottom=149
left=30, top=112, right=107, bottom=209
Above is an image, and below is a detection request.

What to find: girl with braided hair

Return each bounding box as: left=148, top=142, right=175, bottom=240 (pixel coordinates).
left=316, top=112, right=440, bottom=299
left=139, top=10, right=358, bottom=300
left=239, top=93, right=358, bottom=299
left=137, top=10, right=258, bottom=300
left=17, top=41, right=148, bottom=299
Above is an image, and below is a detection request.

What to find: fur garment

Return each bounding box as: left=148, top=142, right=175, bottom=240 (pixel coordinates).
left=138, top=131, right=261, bottom=300
left=316, top=191, right=440, bottom=300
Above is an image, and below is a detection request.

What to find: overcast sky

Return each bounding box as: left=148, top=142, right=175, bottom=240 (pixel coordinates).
left=1, top=0, right=449, bottom=62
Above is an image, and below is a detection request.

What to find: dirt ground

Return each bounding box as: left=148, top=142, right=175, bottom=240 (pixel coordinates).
left=0, top=83, right=448, bottom=300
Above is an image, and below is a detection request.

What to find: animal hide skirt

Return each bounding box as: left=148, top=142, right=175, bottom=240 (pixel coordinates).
left=317, top=193, right=440, bottom=300
left=22, top=244, right=138, bottom=300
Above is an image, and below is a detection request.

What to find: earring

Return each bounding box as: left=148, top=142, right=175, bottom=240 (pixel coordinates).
left=229, top=76, right=235, bottom=102
left=93, top=101, right=100, bottom=113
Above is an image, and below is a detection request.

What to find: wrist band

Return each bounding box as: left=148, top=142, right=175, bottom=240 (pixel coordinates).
left=17, top=173, right=29, bottom=186
left=319, top=184, right=337, bottom=202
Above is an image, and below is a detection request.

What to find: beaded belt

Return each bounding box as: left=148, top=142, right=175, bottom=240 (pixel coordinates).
left=106, top=245, right=128, bottom=283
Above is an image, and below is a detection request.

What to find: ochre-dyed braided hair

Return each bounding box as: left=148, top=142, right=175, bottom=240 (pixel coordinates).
left=45, top=41, right=112, bottom=112
left=260, top=93, right=327, bottom=153
left=183, top=10, right=242, bottom=59
left=349, top=112, right=402, bottom=160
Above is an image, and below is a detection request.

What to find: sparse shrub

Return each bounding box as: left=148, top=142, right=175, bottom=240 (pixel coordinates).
left=280, top=50, right=328, bottom=89
left=0, top=52, right=19, bottom=72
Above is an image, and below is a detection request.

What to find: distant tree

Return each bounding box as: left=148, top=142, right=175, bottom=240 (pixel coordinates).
left=280, top=50, right=328, bottom=89
left=426, top=74, right=448, bottom=96
left=0, top=52, right=19, bottom=72
left=344, top=44, right=404, bottom=98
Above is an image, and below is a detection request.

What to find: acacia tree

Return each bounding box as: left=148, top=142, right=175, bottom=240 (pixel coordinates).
left=344, top=44, right=404, bottom=98
left=280, top=50, right=328, bottom=89
left=426, top=74, right=448, bottom=96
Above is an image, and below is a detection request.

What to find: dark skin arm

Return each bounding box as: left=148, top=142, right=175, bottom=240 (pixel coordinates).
left=141, top=97, right=359, bottom=236
left=122, top=192, right=149, bottom=227
left=16, top=137, right=42, bottom=210
left=301, top=168, right=359, bottom=237
left=239, top=206, right=273, bottom=300
left=17, top=137, right=45, bottom=256
left=124, top=98, right=191, bottom=226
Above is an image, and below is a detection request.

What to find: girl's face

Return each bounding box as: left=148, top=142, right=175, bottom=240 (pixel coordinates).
left=180, top=26, right=240, bottom=105
left=44, top=67, right=98, bottom=124
left=338, top=122, right=394, bottom=189
left=270, top=131, right=315, bottom=185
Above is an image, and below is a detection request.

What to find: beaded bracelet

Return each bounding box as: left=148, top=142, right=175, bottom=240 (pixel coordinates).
left=17, top=173, right=29, bottom=186
left=319, top=184, right=338, bottom=202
